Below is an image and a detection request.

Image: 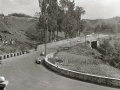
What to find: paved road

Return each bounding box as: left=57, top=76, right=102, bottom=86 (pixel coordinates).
left=0, top=35, right=119, bottom=90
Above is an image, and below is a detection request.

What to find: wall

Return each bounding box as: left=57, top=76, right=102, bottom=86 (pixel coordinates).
left=44, top=53, right=120, bottom=88
left=37, top=37, right=81, bottom=49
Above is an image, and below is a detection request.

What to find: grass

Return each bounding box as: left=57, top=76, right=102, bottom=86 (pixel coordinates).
left=0, top=16, right=65, bottom=54
left=64, top=43, right=101, bottom=57
left=55, top=52, right=120, bottom=78
left=49, top=37, right=120, bottom=78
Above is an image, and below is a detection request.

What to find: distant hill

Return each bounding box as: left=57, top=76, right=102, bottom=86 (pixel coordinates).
left=84, top=16, right=120, bottom=33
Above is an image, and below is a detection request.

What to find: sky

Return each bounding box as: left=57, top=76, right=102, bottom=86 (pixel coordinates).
left=0, top=0, right=120, bottom=19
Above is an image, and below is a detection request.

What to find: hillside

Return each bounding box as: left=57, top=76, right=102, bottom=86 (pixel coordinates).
left=84, top=16, right=120, bottom=33
left=0, top=15, right=120, bottom=54
left=0, top=16, right=37, bottom=42
left=0, top=16, right=65, bottom=42
left=0, top=15, right=65, bottom=54
left=0, top=16, right=39, bottom=54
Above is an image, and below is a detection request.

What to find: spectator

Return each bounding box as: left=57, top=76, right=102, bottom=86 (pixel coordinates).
left=34, top=44, right=38, bottom=51
left=0, top=35, right=2, bottom=41
left=9, top=39, right=11, bottom=45
left=5, top=40, right=8, bottom=45
left=2, top=40, right=5, bottom=45
left=11, top=39, right=14, bottom=45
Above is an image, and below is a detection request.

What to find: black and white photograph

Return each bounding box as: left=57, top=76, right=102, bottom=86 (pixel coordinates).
left=0, top=0, right=120, bottom=90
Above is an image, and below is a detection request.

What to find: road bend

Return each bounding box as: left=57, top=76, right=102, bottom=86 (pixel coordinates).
left=0, top=35, right=119, bottom=90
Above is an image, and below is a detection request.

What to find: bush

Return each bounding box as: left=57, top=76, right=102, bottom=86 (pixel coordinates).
left=48, top=58, right=56, bottom=64
left=9, top=13, right=32, bottom=18
left=0, top=46, right=4, bottom=51
left=20, top=45, right=26, bottom=51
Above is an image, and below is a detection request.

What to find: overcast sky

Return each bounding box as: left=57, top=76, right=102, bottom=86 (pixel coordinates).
left=0, top=0, right=120, bottom=19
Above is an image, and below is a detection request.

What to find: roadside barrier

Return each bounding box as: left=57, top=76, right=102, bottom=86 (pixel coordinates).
left=10, top=53, right=13, bottom=57
left=14, top=53, right=16, bottom=57
left=0, top=50, right=30, bottom=60
left=3, top=55, right=6, bottom=59
left=44, top=53, right=120, bottom=88
left=7, top=54, right=9, bottom=58
left=0, top=36, right=80, bottom=61
left=0, top=56, right=2, bottom=60
left=0, top=35, right=107, bottom=60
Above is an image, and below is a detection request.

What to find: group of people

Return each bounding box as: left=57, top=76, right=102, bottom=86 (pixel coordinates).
left=0, top=35, right=16, bottom=46
left=1, top=39, right=15, bottom=46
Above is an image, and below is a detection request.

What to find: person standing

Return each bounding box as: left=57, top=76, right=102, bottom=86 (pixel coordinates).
left=34, top=44, right=38, bottom=51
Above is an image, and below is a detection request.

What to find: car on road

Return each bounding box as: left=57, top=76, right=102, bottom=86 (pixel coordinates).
left=36, top=59, right=43, bottom=64
left=40, top=52, right=45, bottom=56
left=77, top=40, right=81, bottom=42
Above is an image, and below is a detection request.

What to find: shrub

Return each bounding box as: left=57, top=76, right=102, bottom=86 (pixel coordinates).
left=20, top=45, right=26, bottom=51
left=0, top=46, right=4, bottom=51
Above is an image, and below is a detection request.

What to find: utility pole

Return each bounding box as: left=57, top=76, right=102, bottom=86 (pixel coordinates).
left=44, top=4, right=49, bottom=57
left=85, top=32, right=86, bottom=46
left=70, top=38, right=71, bottom=47
left=44, top=23, right=46, bottom=57
left=38, top=0, right=47, bottom=57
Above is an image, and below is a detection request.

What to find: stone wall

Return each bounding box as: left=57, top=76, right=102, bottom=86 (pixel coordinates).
left=44, top=53, right=120, bottom=88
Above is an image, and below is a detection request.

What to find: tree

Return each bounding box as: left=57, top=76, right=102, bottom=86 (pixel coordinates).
left=36, top=0, right=86, bottom=42
left=60, top=0, right=78, bottom=38
left=25, top=21, right=44, bottom=43
left=47, top=0, right=58, bottom=41
left=61, top=15, right=76, bottom=38
left=9, top=13, right=32, bottom=18
left=74, top=6, right=85, bottom=36
left=108, top=25, right=116, bottom=38
left=94, top=25, right=101, bottom=40
left=75, top=6, right=85, bottom=21
left=59, top=0, right=69, bottom=13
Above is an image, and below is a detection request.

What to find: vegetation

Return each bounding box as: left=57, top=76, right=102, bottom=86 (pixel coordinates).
left=34, top=0, right=86, bottom=43
left=99, top=38, right=120, bottom=69
left=54, top=52, right=120, bottom=78
left=26, top=0, right=119, bottom=44
left=9, top=13, right=32, bottom=18
left=59, top=36, right=120, bottom=70
left=48, top=38, right=120, bottom=78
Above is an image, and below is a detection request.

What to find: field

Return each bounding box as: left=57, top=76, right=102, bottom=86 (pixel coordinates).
left=55, top=52, right=120, bottom=78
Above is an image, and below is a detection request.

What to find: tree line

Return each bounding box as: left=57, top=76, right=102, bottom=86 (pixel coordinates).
left=33, top=0, right=86, bottom=43
left=26, top=0, right=117, bottom=43
left=98, top=38, right=120, bottom=69
left=94, top=22, right=117, bottom=38
left=8, top=13, right=32, bottom=18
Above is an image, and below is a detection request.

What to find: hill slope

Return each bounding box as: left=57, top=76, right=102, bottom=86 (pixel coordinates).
left=84, top=16, right=120, bottom=33
left=0, top=16, right=37, bottom=42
